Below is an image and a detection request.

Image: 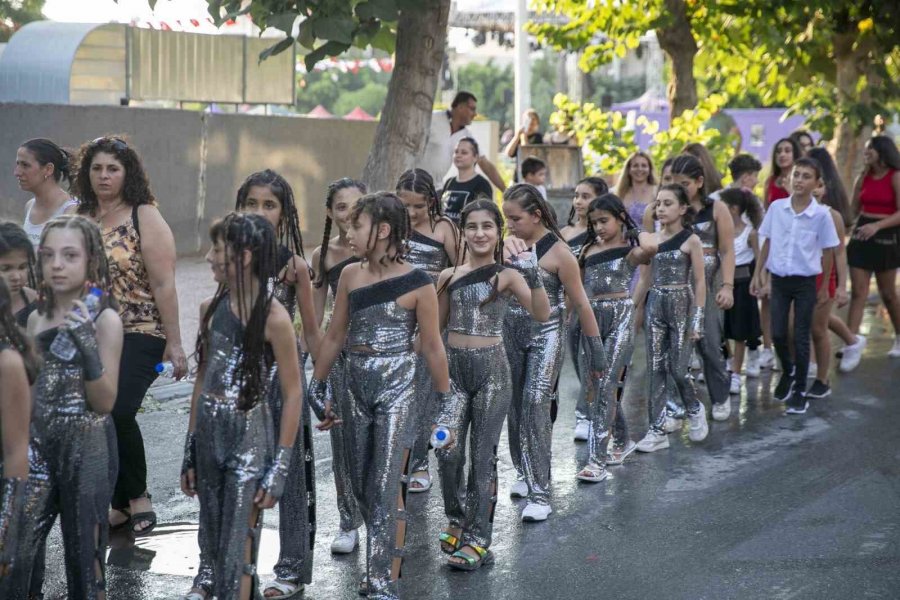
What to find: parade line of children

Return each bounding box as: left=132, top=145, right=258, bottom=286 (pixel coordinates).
left=1, top=132, right=898, bottom=600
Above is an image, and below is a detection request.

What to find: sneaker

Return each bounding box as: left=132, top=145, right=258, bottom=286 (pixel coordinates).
left=758, top=347, right=775, bottom=369
left=331, top=528, right=359, bottom=554
left=688, top=408, right=709, bottom=442
left=785, top=392, right=809, bottom=414
left=607, top=440, right=637, bottom=466
left=509, top=480, right=528, bottom=498
left=636, top=430, right=670, bottom=452
left=690, top=351, right=701, bottom=370
left=839, top=335, right=867, bottom=372
left=773, top=374, right=794, bottom=402
left=888, top=337, right=900, bottom=358
left=573, top=420, right=590, bottom=442
left=806, top=379, right=831, bottom=398
left=729, top=373, right=741, bottom=395
left=726, top=358, right=734, bottom=373
left=712, top=400, right=732, bottom=421
left=745, top=352, right=761, bottom=378
left=696, top=369, right=706, bottom=383
left=521, top=502, right=552, bottom=522
left=664, top=415, right=681, bottom=433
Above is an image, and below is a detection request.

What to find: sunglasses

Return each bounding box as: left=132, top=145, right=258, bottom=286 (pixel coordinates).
left=92, top=137, right=128, bottom=152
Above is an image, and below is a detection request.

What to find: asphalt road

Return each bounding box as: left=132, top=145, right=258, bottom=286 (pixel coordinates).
left=35, top=258, right=900, bottom=599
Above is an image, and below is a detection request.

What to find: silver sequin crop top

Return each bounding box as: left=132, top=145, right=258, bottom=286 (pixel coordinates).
left=406, top=230, right=450, bottom=283
left=347, top=269, right=433, bottom=352
left=447, top=264, right=510, bottom=337
left=567, top=230, right=588, bottom=257
left=693, top=202, right=720, bottom=279
left=582, top=247, right=636, bottom=296
left=508, top=232, right=566, bottom=323
left=33, top=328, right=101, bottom=422
left=651, top=229, right=693, bottom=286
left=327, top=256, right=360, bottom=296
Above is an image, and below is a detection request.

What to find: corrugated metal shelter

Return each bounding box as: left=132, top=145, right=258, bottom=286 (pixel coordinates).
left=0, top=21, right=295, bottom=105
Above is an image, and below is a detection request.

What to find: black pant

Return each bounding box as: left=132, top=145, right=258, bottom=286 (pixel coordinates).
left=110, top=333, right=166, bottom=510
left=770, top=274, right=817, bottom=401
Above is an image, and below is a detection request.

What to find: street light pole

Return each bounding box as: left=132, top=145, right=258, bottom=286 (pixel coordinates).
left=514, top=0, right=530, bottom=131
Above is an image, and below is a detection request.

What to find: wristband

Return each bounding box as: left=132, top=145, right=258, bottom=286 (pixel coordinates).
left=181, top=431, right=196, bottom=475
left=584, top=335, right=607, bottom=373
left=509, top=252, right=544, bottom=289
left=690, top=306, right=704, bottom=335
left=68, top=320, right=104, bottom=381
left=261, top=445, right=293, bottom=500
left=308, top=377, right=331, bottom=422
left=436, top=388, right=466, bottom=431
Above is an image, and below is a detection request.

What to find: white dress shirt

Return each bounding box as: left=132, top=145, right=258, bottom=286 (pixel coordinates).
left=758, top=196, right=840, bottom=277
left=420, top=110, right=473, bottom=185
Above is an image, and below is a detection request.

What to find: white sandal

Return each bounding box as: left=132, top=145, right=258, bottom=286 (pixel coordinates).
left=263, top=579, right=304, bottom=599
left=182, top=591, right=207, bottom=600
left=407, top=474, right=432, bottom=493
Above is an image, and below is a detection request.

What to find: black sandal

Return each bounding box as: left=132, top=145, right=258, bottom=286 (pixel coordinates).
left=130, top=492, right=157, bottom=536
left=109, top=508, right=131, bottom=532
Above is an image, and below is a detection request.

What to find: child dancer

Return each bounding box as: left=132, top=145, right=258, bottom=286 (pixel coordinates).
left=396, top=168, right=458, bottom=493
left=434, top=199, right=550, bottom=569
left=0, top=221, right=38, bottom=326
left=501, top=183, right=606, bottom=521
left=562, top=177, right=608, bottom=441
left=0, top=278, right=40, bottom=597
left=233, top=170, right=319, bottom=599
left=28, top=215, right=123, bottom=598
left=637, top=185, right=707, bottom=452
left=308, top=193, right=452, bottom=600
left=720, top=189, right=763, bottom=395
left=181, top=213, right=301, bottom=600
left=311, top=178, right=367, bottom=554
left=670, top=154, right=735, bottom=422
left=576, top=194, right=657, bottom=479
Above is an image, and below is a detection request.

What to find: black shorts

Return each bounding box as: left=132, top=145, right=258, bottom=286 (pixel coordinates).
left=847, top=215, right=900, bottom=272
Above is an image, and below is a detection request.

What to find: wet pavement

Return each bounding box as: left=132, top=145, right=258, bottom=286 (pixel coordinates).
left=36, top=258, right=900, bottom=599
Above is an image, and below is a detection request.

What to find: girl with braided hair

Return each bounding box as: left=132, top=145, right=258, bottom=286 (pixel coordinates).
left=28, top=215, right=123, bottom=599
left=14, top=138, right=78, bottom=247
left=0, top=221, right=38, bottom=326
left=310, top=177, right=367, bottom=554
left=501, top=183, right=607, bottom=521
left=308, top=192, right=452, bottom=600
left=180, top=212, right=301, bottom=600
left=575, top=194, right=657, bottom=480
left=396, top=167, right=458, bottom=493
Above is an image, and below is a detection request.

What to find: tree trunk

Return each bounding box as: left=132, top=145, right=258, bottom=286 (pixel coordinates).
left=655, top=0, right=698, bottom=121
left=360, top=0, right=452, bottom=191
left=830, top=31, right=873, bottom=190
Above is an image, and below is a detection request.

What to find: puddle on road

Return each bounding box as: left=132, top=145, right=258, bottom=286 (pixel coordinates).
left=107, top=522, right=282, bottom=576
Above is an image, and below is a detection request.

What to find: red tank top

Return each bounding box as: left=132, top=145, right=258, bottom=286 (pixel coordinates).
left=859, top=169, right=897, bottom=215
left=766, top=176, right=789, bottom=206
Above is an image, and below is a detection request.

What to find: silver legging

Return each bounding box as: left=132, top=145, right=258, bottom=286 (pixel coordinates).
left=327, top=351, right=362, bottom=531
left=646, top=287, right=701, bottom=433
left=343, top=350, right=417, bottom=600
left=437, top=343, right=511, bottom=549
left=504, top=316, right=566, bottom=506
left=410, top=354, right=438, bottom=475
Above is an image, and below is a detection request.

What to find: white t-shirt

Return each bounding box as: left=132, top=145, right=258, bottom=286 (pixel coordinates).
left=420, top=110, right=473, bottom=185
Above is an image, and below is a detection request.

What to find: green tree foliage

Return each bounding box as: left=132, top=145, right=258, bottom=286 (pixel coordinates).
left=455, top=60, right=514, bottom=130
left=296, top=66, right=392, bottom=115
left=0, top=0, right=45, bottom=42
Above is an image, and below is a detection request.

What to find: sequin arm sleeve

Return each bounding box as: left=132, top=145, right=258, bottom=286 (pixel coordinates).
left=261, top=445, right=293, bottom=500
left=307, top=377, right=331, bottom=422
left=583, top=335, right=608, bottom=373
left=181, top=431, right=196, bottom=475
left=67, top=320, right=104, bottom=381
left=690, top=306, right=704, bottom=337
left=0, top=477, right=26, bottom=568
left=435, top=388, right=467, bottom=431
left=508, top=251, right=544, bottom=289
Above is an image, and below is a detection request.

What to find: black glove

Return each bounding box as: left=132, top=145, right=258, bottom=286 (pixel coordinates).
left=67, top=319, right=104, bottom=381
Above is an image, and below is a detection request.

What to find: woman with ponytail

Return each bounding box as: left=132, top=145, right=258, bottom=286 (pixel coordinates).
left=14, top=138, right=78, bottom=247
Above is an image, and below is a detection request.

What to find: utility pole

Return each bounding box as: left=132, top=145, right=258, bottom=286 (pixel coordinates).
left=514, top=0, right=530, bottom=130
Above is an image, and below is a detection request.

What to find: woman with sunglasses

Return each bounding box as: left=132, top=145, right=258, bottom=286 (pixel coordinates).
left=75, top=135, right=188, bottom=537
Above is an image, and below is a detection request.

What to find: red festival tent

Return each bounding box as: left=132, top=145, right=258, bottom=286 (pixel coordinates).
left=344, top=106, right=375, bottom=121
left=307, top=104, right=333, bottom=118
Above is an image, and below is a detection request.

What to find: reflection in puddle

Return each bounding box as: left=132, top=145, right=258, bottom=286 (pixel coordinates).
left=108, top=523, right=282, bottom=576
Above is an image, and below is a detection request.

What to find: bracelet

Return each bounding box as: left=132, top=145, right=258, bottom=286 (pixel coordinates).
left=721, top=282, right=734, bottom=288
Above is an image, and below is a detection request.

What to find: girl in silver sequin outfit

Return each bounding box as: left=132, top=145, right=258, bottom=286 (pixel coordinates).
left=180, top=213, right=302, bottom=600
left=308, top=193, right=453, bottom=600
left=434, top=199, right=550, bottom=570
left=501, top=184, right=607, bottom=522
left=562, top=177, right=608, bottom=442
left=636, top=185, right=708, bottom=453
left=575, top=194, right=657, bottom=480
left=311, top=178, right=367, bottom=555
left=27, top=216, right=124, bottom=599
left=396, top=169, right=458, bottom=494
left=0, top=277, right=41, bottom=597
left=233, top=171, right=321, bottom=599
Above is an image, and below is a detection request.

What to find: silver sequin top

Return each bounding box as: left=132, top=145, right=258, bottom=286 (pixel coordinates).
left=567, top=230, right=588, bottom=257
left=651, top=229, right=693, bottom=286
left=447, top=264, right=509, bottom=337
left=406, top=230, right=450, bottom=284
left=32, top=328, right=104, bottom=427
left=582, top=246, right=636, bottom=296
left=347, top=269, right=433, bottom=353
left=507, top=232, right=566, bottom=324
left=327, top=256, right=360, bottom=297
left=693, top=202, right=720, bottom=280
left=272, top=246, right=297, bottom=320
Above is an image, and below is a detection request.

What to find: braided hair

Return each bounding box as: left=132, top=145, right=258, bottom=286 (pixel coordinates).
left=0, top=278, right=39, bottom=384
left=503, top=183, right=565, bottom=241
left=437, top=198, right=505, bottom=307
left=396, top=167, right=459, bottom=250
left=197, top=212, right=278, bottom=411
left=36, top=215, right=116, bottom=319
left=351, top=192, right=410, bottom=266
left=313, top=178, right=367, bottom=289
left=670, top=154, right=712, bottom=205
left=20, top=138, right=74, bottom=186
left=0, top=221, right=36, bottom=289
left=579, top=193, right=641, bottom=267
left=235, top=169, right=306, bottom=261
left=570, top=176, right=609, bottom=226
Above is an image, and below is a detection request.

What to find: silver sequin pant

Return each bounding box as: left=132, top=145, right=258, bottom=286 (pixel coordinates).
left=695, top=273, right=729, bottom=405
left=437, top=343, right=510, bottom=549
left=343, top=350, right=417, bottom=600
left=327, top=351, right=362, bottom=531
left=410, top=354, right=438, bottom=475
left=646, top=287, right=701, bottom=433
left=568, top=313, right=587, bottom=423
left=504, top=314, right=565, bottom=505
left=192, top=399, right=272, bottom=597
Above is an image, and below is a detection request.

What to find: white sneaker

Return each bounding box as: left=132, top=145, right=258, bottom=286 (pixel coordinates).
left=330, top=528, right=359, bottom=554
left=758, top=348, right=777, bottom=370
left=510, top=480, right=528, bottom=498
left=729, top=373, right=741, bottom=395
left=889, top=337, right=900, bottom=358
left=696, top=370, right=706, bottom=383
left=726, top=358, right=734, bottom=373
left=745, top=351, right=761, bottom=377
left=664, top=415, right=681, bottom=433
left=636, top=431, right=670, bottom=452
left=712, top=399, right=732, bottom=421
left=521, top=502, right=552, bottom=522
left=573, top=420, right=589, bottom=441
left=839, top=335, right=867, bottom=372
left=690, top=351, right=701, bottom=370
left=688, top=408, right=709, bottom=442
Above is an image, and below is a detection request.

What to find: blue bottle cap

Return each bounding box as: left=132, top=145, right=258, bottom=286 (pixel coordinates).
left=154, top=362, right=165, bottom=373
left=435, top=430, right=447, bottom=441
left=88, top=287, right=103, bottom=297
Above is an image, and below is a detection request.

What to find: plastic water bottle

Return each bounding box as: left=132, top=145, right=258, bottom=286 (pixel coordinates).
left=155, top=361, right=175, bottom=378
left=430, top=426, right=452, bottom=449
left=50, top=287, right=103, bottom=361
